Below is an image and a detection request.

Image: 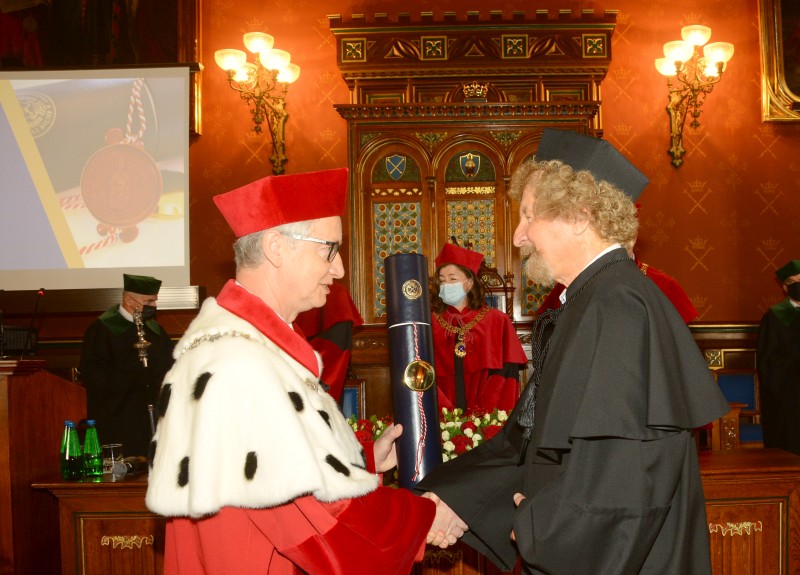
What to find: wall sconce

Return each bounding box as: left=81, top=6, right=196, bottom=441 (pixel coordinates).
left=655, top=25, right=734, bottom=167
left=215, top=32, right=300, bottom=175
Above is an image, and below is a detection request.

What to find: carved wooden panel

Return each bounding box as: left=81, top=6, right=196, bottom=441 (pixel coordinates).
left=330, top=11, right=615, bottom=323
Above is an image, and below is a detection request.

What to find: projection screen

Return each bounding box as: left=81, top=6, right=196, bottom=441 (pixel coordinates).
left=0, top=66, right=190, bottom=290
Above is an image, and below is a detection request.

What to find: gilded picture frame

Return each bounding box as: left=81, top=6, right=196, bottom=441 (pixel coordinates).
left=2, top=0, right=201, bottom=134
left=759, top=0, right=800, bottom=121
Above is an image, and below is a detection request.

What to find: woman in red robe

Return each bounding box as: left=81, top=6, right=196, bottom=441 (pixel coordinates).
left=431, top=243, right=528, bottom=413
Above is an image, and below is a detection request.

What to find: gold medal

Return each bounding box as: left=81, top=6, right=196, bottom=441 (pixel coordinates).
left=455, top=336, right=467, bottom=358
left=403, top=359, right=435, bottom=392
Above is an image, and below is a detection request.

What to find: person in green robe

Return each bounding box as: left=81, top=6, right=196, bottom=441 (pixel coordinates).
left=757, top=259, right=800, bottom=455
left=79, top=274, right=174, bottom=458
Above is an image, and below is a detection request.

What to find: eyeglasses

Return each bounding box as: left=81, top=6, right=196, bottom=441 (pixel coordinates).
left=284, top=233, right=340, bottom=263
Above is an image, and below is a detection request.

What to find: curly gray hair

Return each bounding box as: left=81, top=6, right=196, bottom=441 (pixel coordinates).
left=509, top=159, right=638, bottom=247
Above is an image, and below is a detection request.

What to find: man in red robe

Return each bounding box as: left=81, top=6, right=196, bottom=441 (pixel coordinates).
left=146, top=168, right=466, bottom=573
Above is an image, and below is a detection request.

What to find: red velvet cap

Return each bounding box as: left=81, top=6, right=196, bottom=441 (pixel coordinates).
left=435, top=243, right=484, bottom=276
left=213, top=168, right=348, bottom=237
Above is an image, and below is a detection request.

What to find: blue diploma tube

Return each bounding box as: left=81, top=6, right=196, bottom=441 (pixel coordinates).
left=385, top=253, right=441, bottom=489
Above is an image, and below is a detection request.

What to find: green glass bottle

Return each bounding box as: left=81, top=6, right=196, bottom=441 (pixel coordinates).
left=82, top=419, right=103, bottom=478
left=60, top=420, right=83, bottom=480
left=60, top=419, right=73, bottom=458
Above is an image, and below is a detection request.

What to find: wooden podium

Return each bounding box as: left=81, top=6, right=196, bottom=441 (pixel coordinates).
left=0, top=359, right=86, bottom=575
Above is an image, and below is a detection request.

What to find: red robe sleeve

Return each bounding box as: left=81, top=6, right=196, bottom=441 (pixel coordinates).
left=638, top=262, right=698, bottom=323
left=249, top=489, right=435, bottom=574
left=165, top=488, right=434, bottom=574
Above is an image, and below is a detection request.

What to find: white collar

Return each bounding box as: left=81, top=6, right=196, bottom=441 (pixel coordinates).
left=559, top=244, right=624, bottom=304
left=118, top=304, right=134, bottom=322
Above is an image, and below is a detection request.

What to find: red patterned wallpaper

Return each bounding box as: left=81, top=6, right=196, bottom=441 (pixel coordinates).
left=192, top=0, right=800, bottom=322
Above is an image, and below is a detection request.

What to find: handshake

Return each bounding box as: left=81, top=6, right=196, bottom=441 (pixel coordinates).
left=421, top=491, right=468, bottom=548
left=372, top=423, right=469, bottom=549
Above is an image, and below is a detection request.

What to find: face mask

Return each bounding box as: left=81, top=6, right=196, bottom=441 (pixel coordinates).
left=131, top=297, right=157, bottom=320
left=440, top=282, right=467, bottom=307
left=140, top=305, right=157, bottom=320
left=787, top=283, right=800, bottom=302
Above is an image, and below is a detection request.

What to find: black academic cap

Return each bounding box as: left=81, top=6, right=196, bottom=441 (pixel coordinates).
left=535, top=129, right=650, bottom=201
left=123, top=274, right=162, bottom=295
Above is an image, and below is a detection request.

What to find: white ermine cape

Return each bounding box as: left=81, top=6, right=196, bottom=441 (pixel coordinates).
left=146, top=297, right=378, bottom=518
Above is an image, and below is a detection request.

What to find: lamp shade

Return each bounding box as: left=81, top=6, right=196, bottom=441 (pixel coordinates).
left=233, top=62, right=257, bottom=84
left=681, top=25, right=712, bottom=46
left=214, top=49, right=246, bottom=71
left=703, top=42, right=734, bottom=64
left=277, top=63, right=301, bottom=84
left=243, top=32, right=275, bottom=54
left=655, top=57, right=677, bottom=76
left=260, top=49, right=291, bottom=71
left=663, top=41, right=693, bottom=63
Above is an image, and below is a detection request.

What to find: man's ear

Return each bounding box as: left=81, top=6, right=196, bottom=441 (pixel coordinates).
left=261, top=230, right=285, bottom=267
left=572, top=209, right=591, bottom=235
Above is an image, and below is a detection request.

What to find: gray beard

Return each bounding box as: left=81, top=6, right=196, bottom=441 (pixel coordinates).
left=520, top=245, right=556, bottom=287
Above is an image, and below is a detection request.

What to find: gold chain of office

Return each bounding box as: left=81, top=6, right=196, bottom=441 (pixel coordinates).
left=434, top=305, right=490, bottom=358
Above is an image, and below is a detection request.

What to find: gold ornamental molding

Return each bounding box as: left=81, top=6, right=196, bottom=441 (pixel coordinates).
left=424, top=548, right=464, bottom=565
left=759, top=0, right=800, bottom=121
left=491, top=130, right=522, bottom=148
left=415, top=131, right=447, bottom=152
left=101, top=535, right=155, bottom=549
left=462, top=81, right=489, bottom=99
left=370, top=187, right=421, bottom=197
left=336, top=102, right=600, bottom=121
left=705, top=349, right=723, bottom=369
left=360, top=132, right=379, bottom=147
left=330, top=10, right=616, bottom=80
left=444, top=186, right=496, bottom=195
left=708, top=521, right=763, bottom=537
left=333, top=66, right=612, bottom=81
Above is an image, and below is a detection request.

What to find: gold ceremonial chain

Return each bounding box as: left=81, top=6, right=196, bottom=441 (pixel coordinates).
left=132, top=308, right=151, bottom=367
left=434, top=305, right=490, bottom=358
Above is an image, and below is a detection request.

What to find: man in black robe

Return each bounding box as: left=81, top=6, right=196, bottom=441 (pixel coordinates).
left=416, top=129, right=729, bottom=574
left=80, top=274, right=174, bottom=457
left=757, top=259, right=800, bottom=454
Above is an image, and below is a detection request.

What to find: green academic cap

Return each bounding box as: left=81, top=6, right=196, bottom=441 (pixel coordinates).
left=123, top=274, right=162, bottom=295
left=776, top=260, right=800, bottom=283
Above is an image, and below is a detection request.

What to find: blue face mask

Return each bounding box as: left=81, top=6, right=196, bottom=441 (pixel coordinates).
left=440, top=282, right=467, bottom=307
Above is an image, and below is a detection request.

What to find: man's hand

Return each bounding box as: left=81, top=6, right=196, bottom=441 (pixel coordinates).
left=422, top=491, right=469, bottom=548
left=373, top=423, right=402, bottom=473
left=510, top=492, right=526, bottom=541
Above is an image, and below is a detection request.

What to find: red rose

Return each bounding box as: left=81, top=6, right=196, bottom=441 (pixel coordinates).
left=355, top=429, right=373, bottom=443
left=482, top=424, right=501, bottom=440
left=468, top=408, right=488, bottom=419
left=360, top=420, right=375, bottom=433
left=461, top=421, right=478, bottom=434
left=452, top=435, right=473, bottom=454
